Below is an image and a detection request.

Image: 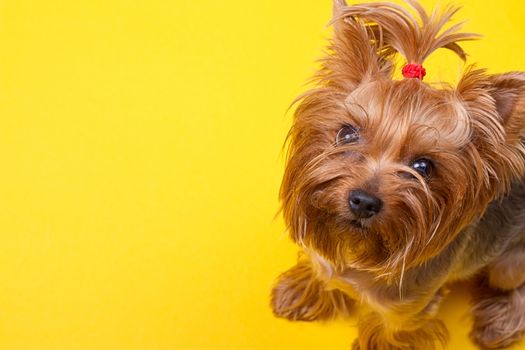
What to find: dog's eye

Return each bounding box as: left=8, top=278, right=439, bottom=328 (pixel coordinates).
left=336, top=124, right=359, bottom=145
left=411, top=158, right=433, bottom=178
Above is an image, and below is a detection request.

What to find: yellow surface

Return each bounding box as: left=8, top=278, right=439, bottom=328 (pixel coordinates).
left=0, top=0, right=524, bottom=349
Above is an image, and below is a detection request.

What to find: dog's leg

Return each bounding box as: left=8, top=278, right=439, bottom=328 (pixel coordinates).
left=270, top=257, right=354, bottom=321
left=470, top=247, right=525, bottom=349
left=352, top=289, right=449, bottom=350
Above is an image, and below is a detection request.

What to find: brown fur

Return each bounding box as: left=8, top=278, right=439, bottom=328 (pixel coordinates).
left=471, top=278, right=525, bottom=349
left=271, top=1, right=525, bottom=349
left=271, top=254, right=355, bottom=321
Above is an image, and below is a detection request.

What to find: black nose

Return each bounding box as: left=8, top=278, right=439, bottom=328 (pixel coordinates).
left=348, top=190, right=383, bottom=219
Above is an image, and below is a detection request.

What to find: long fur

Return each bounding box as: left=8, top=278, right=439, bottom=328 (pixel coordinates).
left=271, top=1, right=525, bottom=349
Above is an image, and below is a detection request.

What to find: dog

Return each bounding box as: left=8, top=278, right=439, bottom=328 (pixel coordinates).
left=270, top=1, right=525, bottom=349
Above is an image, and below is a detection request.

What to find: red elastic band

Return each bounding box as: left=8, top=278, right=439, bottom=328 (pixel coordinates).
left=402, top=63, right=426, bottom=80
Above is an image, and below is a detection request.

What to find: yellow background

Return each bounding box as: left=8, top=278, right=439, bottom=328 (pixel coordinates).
left=0, top=0, right=524, bottom=349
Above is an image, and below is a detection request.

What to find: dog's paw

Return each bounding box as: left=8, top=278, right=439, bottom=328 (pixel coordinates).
left=271, top=262, right=354, bottom=321
left=471, top=317, right=525, bottom=350
left=470, top=284, right=525, bottom=349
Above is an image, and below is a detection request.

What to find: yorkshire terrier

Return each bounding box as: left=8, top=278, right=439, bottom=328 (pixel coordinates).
left=270, top=1, right=525, bottom=349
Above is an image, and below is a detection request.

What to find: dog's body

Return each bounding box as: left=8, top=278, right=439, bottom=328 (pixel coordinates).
left=271, top=1, right=525, bottom=349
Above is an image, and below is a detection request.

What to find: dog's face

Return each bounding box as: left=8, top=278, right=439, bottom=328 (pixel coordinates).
left=281, top=2, right=525, bottom=275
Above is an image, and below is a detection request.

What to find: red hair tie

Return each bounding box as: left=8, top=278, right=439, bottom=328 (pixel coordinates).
left=402, top=63, right=426, bottom=80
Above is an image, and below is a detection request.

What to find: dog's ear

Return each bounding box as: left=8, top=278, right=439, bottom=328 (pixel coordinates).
left=459, top=70, right=525, bottom=143
left=488, top=72, right=525, bottom=141
left=457, top=69, right=525, bottom=194
left=321, top=0, right=395, bottom=91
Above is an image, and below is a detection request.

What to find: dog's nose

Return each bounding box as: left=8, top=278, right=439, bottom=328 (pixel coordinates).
left=348, top=190, right=383, bottom=219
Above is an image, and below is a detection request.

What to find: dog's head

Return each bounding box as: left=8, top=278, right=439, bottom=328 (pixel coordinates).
left=281, top=0, right=525, bottom=276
